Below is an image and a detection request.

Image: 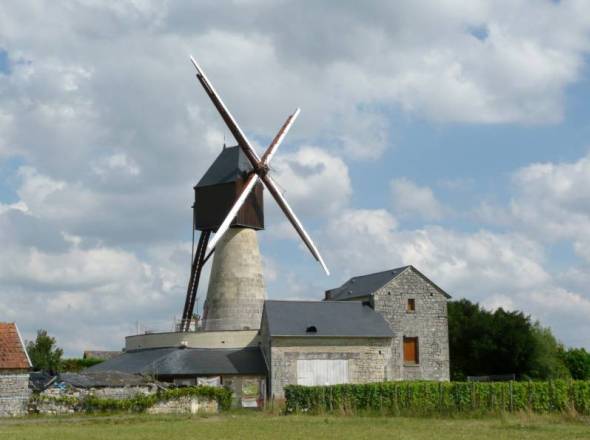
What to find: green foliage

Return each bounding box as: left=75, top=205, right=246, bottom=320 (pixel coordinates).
left=34, top=385, right=233, bottom=413
left=284, top=381, right=590, bottom=416
left=26, top=329, right=63, bottom=374
left=562, top=348, right=590, bottom=380
left=448, top=300, right=571, bottom=380
left=528, top=323, right=570, bottom=380
left=60, top=357, right=104, bottom=372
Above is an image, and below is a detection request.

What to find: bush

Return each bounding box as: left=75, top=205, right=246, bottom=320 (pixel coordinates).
left=562, top=348, right=590, bottom=380
left=284, top=381, right=590, bottom=416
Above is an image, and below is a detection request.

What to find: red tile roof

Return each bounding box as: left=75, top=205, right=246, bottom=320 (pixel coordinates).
left=0, top=323, right=31, bottom=370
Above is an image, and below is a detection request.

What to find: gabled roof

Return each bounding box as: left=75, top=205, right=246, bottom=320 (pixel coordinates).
left=195, top=145, right=253, bottom=188
left=325, top=266, right=410, bottom=301
left=87, top=347, right=266, bottom=376
left=263, top=300, right=393, bottom=338
left=325, top=265, right=451, bottom=301
left=0, top=322, right=31, bottom=370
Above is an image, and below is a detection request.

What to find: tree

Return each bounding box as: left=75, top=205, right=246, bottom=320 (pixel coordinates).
left=26, top=329, right=63, bottom=373
left=448, top=299, right=567, bottom=380
left=528, top=323, right=570, bottom=380
left=562, top=348, right=590, bottom=380
left=61, top=357, right=103, bottom=372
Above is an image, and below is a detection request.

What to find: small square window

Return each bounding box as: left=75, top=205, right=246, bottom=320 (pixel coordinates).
left=406, top=298, right=416, bottom=312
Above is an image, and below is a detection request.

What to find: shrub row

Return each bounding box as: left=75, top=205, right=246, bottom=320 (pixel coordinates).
left=284, top=381, right=590, bottom=415
left=36, top=385, right=233, bottom=413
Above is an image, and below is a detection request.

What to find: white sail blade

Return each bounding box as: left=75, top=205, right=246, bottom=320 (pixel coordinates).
left=261, top=108, right=300, bottom=166
left=189, top=55, right=261, bottom=167
left=206, top=173, right=260, bottom=254
left=261, top=174, right=330, bottom=275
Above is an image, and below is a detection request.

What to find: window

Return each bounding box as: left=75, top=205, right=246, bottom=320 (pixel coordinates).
left=403, top=337, right=419, bottom=365
left=297, top=359, right=349, bottom=386
left=406, top=298, right=416, bottom=312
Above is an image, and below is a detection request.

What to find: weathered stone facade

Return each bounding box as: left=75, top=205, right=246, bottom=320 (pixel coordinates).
left=31, top=384, right=155, bottom=415
left=31, top=386, right=218, bottom=416
left=369, top=267, right=450, bottom=381
left=204, top=228, right=266, bottom=331
left=266, top=337, right=390, bottom=398
left=0, top=373, right=31, bottom=417
left=147, top=396, right=218, bottom=414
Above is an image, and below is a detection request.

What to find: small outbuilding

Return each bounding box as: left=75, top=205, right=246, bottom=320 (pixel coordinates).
left=0, top=322, right=32, bottom=416
left=260, top=300, right=393, bottom=398
left=88, top=347, right=267, bottom=407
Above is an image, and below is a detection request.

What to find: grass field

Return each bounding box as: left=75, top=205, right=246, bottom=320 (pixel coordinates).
left=1, top=412, right=590, bottom=440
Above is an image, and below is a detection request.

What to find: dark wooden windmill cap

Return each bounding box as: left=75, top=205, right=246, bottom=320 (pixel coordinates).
left=193, top=145, right=264, bottom=232
left=195, top=145, right=253, bottom=188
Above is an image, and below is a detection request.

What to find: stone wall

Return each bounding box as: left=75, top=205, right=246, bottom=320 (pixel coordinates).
left=33, top=385, right=155, bottom=415
left=371, top=267, right=450, bottom=381
left=0, top=373, right=31, bottom=417
left=33, top=386, right=218, bottom=415
left=147, top=396, right=218, bottom=414
left=269, top=337, right=391, bottom=398
left=204, top=228, right=266, bottom=331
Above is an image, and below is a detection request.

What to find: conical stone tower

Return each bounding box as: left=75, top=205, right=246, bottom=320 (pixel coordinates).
left=203, top=227, right=266, bottom=331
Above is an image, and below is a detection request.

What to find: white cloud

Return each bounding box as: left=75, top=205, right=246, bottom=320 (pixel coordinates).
left=92, top=153, right=140, bottom=178
left=391, top=178, right=446, bottom=220
left=271, top=146, right=352, bottom=217
left=477, top=152, right=590, bottom=263
left=1, top=1, right=590, bottom=354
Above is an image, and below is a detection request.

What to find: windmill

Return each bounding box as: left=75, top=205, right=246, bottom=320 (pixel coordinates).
left=180, top=56, right=330, bottom=332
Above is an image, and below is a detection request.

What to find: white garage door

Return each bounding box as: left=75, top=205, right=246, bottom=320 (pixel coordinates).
left=297, top=359, right=349, bottom=386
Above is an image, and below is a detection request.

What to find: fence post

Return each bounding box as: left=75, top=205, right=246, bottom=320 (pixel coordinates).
left=509, top=381, right=514, bottom=413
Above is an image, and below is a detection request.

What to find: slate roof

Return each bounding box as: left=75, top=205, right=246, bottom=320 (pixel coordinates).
left=87, top=347, right=266, bottom=377
left=263, top=300, right=393, bottom=338
left=325, top=265, right=451, bottom=301
left=325, top=266, right=410, bottom=301
left=83, top=350, right=122, bottom=361
left=59, top=371, right=153, bottom=388
left=195, top=146, right=253, bottom=188
left=0, top=322, right=31, bottom=370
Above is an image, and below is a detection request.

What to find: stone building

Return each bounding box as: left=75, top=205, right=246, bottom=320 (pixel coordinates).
left=325, top=265, right=451, bottom=383
left=0, top=322, right=32, bottom=417
left=260, top=300, right=393, bottom=398
left=91, top=265, right=450, bottom=401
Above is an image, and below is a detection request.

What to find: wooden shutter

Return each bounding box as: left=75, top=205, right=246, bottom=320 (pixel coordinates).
left=403, top=337, right=419, bottom=364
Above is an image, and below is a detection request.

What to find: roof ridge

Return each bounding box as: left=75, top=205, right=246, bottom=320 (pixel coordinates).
left=266, top=299, right=364, bottom=304
left=347, top=265, right=411, bottom=281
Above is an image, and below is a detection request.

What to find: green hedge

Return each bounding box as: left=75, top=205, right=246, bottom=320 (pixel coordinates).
left=284, top=381, right=590, bottom=415
left=37, top=385, right=233, bottom=413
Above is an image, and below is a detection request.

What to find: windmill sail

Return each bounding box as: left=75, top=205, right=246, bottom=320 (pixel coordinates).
left=189, top=55, right=329, bottom=276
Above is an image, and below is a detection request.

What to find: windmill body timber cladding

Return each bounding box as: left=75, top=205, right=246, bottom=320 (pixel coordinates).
left=193, top=146, right=264, bottom=232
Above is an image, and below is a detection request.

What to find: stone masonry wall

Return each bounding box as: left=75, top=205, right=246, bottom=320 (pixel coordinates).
left=33, top=385, right=154, bottom=415
left=147, top=396, right=218, bottom=414
left=0, top=373, right=31, bottom=417
left=33, top=386, right=218, bottom=415
left=269, top=337, right=390, bottom=398
left=371, top=267, right=450, bottom=381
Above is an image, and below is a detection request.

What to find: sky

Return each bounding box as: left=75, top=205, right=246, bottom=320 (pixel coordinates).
left=1, top=1, right=590, bottom=356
